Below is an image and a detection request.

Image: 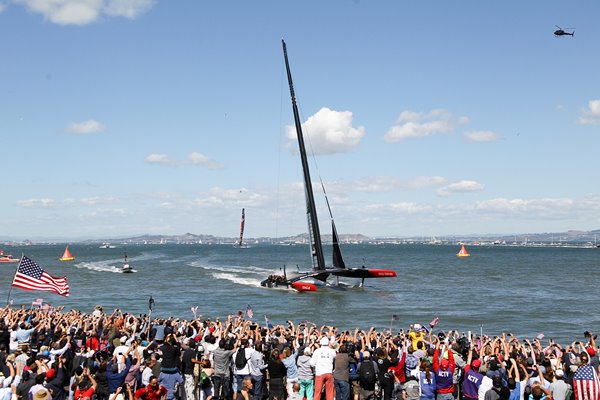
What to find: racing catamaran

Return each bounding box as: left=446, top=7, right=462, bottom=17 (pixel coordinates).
left=260, top=40, right=397, bottom=292
left=235, top=208, right=248, bottom=248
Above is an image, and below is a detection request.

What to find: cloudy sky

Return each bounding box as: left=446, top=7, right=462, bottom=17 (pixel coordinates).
left=1, top=1, right=599, bottom=240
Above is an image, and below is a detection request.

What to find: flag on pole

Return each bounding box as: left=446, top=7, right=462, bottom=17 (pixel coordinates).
left=246, top=304, right=254, bottom=319
left=573, top=364, right=600, bottom=400
left=264, top=315, right=273, bottom=329
left=392, top=315, right=400, bottom=321
left=11, top=256, right=69, bottom=297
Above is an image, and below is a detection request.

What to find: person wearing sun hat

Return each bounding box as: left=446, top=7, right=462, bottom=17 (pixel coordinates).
left=310, top=336, right=336, bottom=400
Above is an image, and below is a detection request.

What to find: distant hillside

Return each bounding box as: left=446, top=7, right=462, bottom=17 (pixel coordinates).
left=3, top=229, right=599, bottom=245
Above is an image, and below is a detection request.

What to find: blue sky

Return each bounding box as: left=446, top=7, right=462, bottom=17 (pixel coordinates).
left=1, top=0, right=599, bottom=240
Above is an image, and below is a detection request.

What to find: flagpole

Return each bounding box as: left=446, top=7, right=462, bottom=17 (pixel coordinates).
left=6, top=254, right=23, bottom=306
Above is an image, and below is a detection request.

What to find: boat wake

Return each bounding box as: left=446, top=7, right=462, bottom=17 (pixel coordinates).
left=190, top=261, right=274, bottom=275
left=76, top=261, right=129, bottom=274
left=211, top=273, right=262, bottom=287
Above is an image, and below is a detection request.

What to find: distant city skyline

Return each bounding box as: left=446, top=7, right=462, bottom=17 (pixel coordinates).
left=1, top=1, right=599, bottom=239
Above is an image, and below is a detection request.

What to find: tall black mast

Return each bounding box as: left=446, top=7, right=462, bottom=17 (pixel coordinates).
left=281, top=39, right=326, bottom=272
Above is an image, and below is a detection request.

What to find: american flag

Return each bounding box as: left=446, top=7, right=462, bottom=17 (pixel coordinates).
left=32, top=298, right=43, bottom=306
left=11, top=256, right=69, bottom=297
left=246, top=304, right=253, bottom=319
left=429, top=317, right=440, bottom=328
left=573, top=364, right=600, bottom=400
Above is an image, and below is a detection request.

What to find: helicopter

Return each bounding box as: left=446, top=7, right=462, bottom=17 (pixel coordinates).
left=554, top=25, right=574, bottom=37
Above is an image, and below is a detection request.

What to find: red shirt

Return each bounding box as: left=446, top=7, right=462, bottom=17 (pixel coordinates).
left=85, top=337, right=99, bottom=351
left=74, top=386, right=95, bottom=400
left=135, top=385, right=167, bottom=400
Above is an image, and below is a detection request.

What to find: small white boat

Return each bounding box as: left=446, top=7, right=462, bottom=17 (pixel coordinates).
left=121, top=254, right=134, bottom=273
left=121, top=263, right=133, bottom=273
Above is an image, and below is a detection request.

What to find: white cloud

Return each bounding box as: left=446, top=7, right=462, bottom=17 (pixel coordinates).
left=187, top=152, right=224, bottom=170
left=384, top=109, right=469, bottom=142
left=193, top=187, right=271, bottom=208
left=17, top=198, right=56, bottom=208
left=578, top=99, right=600, bottom=125
left=145, top=154, right=172, bottom=165
left=464, top=130, right=499, bottom=142
left=17, top=196, right=118, bottom=208
left=330, top=176, right=446, bottom=193
left=104, top=0, right=153, bottom=19
left=12, top=0, right=154, bottom=25
left=64, top=119, right=105, bottom=134
left=286, top=107, right=365, bottom=155
left=0, top=2, right=7, bottom=12
left=437, top=180, right=484, bottom=196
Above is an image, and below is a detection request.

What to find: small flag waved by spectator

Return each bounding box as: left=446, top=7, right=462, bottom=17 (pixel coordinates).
left=246, top=304, right=253, bottom=319
left=392, top=315, right=400, bottom=321
left=429, top=317, right=440, bottom=328
left=32, top=298, right=43, bottom=307
left=264, top=315, right=273, bottom=329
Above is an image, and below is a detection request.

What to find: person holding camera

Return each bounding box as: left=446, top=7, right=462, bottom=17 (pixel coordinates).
left=74, top=368, right=97, bottom=400
left=433, top=338, right=456, bottom=400
left=311, top=336, right=336, bottom=400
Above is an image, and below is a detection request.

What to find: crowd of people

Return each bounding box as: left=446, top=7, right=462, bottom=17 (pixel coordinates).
left=0, top=305, right=598, bottom=400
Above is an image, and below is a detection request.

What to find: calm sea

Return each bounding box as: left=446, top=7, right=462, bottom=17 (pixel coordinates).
left=0, top=243, right=598, bottom=345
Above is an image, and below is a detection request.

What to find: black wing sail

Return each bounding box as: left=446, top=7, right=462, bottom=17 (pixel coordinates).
left=282, top=39, right=326, bottom=272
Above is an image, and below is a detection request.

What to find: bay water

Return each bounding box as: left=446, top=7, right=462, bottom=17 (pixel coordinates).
left=0, top=243, right=598, bottom=345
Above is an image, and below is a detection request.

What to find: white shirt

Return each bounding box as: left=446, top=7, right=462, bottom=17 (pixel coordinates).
left=233, top=347, right=255, bottom=375
left=310, top=345, right=336, bottom=376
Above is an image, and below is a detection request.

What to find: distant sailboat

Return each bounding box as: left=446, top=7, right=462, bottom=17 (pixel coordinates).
left=235, top=208, right=248, bottom=248
left=59, top=246, right=74, bottom=262
left=457, top=245, right=470, bottom=257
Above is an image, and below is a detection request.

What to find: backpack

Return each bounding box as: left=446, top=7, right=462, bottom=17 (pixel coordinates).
left=359, top=360, right=378, bottom=386
left=403, top=379, right=420, bottom=400
left=235, top=349, right=247, bottom=370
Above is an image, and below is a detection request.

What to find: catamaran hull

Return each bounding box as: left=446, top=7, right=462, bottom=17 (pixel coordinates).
left=260, top=278, right=317, bottom=292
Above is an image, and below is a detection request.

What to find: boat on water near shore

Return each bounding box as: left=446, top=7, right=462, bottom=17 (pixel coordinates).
left=121, top=254, right=133, bottom=273
left=59, top=246, right=74, bottom=262
left=234, top=208, right=248, bottom=248
left=260, top=40, right=397, bottom=292
left=0, top=250, right=19, bottom=263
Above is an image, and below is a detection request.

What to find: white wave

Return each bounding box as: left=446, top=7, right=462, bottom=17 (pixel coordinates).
left=211, top=272, right=262, bottom=287
left=76, top=262, right=128, bottom=274
left=190, top=262, right=275, bottom=276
